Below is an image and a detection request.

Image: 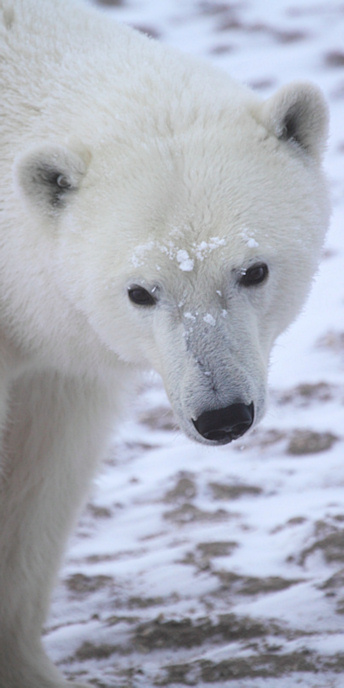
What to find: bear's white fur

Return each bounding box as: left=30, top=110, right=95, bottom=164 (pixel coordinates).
left=0, top=0, right=330, bottom=686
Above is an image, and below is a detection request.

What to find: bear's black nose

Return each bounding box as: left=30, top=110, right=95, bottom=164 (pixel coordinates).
left=193, top=402, right=254, bottom=444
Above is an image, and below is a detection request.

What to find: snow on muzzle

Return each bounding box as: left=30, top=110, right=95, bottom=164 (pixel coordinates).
left=156, top=309, right=264, bottom=445
left=192, top=401, right=254, bottom=444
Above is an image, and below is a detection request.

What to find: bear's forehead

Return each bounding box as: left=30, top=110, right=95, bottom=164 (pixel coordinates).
left=130, top=235, right=228, bottom=272
left=126, top=227, right=272, bottom=288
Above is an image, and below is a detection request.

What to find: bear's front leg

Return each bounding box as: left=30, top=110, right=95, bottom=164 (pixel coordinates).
left=0, top=370, right=119, bottom=688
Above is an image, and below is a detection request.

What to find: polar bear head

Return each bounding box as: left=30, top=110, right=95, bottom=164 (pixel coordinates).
left=14, top=78, right=329, bottom=445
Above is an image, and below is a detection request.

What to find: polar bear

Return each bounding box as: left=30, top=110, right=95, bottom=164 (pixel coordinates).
left=0, top=0, right=329, bottom=686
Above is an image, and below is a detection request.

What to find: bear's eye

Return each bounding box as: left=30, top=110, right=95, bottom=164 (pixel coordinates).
left=239, top=263, right=269, bottom=287
left=128, top=285, right=157, bottom=307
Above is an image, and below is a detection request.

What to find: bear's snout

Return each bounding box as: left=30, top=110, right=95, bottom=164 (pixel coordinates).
left=192, top=401, right=254, bottom=444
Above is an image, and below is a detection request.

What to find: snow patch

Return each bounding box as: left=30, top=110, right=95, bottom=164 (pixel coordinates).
left=193, top=236, right=226, bottom=260
left=241, top=228, right=259, bottom=249
left=176, top=249, right=194, bottom=272
left=131, top=236, right=225, bottom=272
left=203, top=313, right=216, bottom=326
left=131, top=240, right=155, bottom=267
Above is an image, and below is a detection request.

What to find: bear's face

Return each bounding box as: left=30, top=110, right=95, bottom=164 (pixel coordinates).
left=14, top=82, right=329, bottom=444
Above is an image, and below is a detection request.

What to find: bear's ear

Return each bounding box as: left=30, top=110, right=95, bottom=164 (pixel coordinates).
left=260, top=82, right=329, bottom=158
left=15, top=144, right=90, bottom=214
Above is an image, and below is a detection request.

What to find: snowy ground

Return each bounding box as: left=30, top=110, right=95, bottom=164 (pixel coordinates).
left=45, top=1, right=344, bottom=686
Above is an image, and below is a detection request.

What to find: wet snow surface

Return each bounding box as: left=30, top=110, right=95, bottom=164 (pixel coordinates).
left=46, top=1, right=344, bottom=686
